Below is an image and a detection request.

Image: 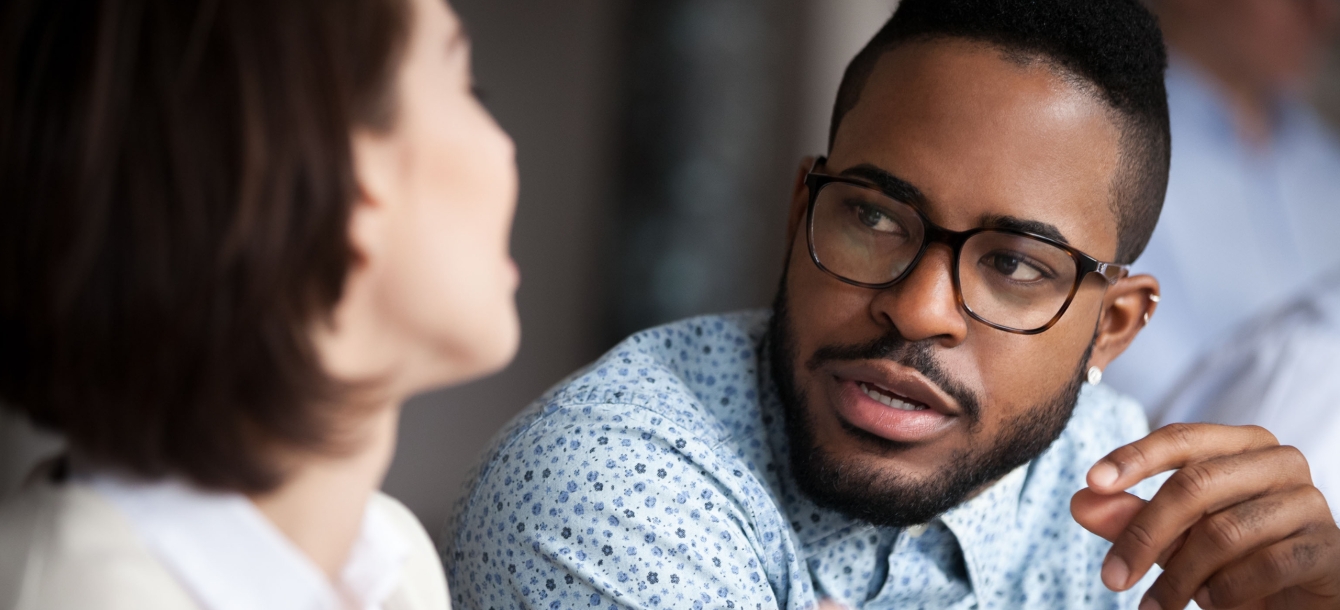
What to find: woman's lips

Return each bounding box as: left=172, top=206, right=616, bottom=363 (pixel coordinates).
left=833, top=377, right=957, bottom=443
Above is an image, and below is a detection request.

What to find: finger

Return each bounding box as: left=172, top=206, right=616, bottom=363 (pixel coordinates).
left=1201, top=527, right=1340, bottom=610
left=1103, top=446, right=1309, bottom=591
left=817, top=600, right=850, bottom=610
left=1071, top=488, right=1145, bottom=542
left=1087, top=423, right=1278, bottom=494
left=1141, top=487, right=1320, bottom=610
left=1073, top=488, right=1193, bottom=593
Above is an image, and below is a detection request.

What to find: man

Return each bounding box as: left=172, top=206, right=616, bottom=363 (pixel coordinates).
left=446, top=1, right=1340, bottom=608
left=1105, top=0, right=1340, bottom=412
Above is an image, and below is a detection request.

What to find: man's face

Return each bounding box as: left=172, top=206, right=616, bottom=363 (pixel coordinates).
left=774, top=39, right=1123, bottom=526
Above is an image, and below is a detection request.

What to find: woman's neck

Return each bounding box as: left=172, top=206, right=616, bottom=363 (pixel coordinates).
left=248, top=404, right=400, bottom=580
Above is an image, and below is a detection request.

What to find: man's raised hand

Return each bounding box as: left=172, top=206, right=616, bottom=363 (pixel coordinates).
left=1071, top=423, right=1340, bottom=610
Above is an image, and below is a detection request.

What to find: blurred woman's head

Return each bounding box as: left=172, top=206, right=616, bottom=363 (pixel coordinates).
left=0, top=0, right=518, bottom=492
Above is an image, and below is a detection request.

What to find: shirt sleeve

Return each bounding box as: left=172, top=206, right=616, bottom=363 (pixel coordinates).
left=446, top=402, right=783, bottom=610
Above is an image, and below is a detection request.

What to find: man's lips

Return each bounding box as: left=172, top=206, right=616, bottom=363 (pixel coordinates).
left=825, top=361, right=963, bottom=444
left=826, top=360, right=962, bottom=417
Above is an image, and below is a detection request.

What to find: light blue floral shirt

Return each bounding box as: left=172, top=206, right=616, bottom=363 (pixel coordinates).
left=445, top=311, right=1162, bottom=609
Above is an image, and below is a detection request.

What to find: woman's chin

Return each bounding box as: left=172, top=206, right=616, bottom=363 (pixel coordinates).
left=428, top=308, right=521, bottom=390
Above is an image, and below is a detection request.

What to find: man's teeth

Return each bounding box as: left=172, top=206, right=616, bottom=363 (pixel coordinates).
left=859, top=382, right=928, bottom=411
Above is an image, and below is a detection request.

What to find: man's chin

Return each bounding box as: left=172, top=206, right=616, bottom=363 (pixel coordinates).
left=830, top=414, right=960, bottom=466
left=789, top=430, right=983, bottom=528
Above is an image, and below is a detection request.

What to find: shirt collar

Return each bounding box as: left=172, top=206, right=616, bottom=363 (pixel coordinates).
left=81, top=470, right=410, bottom=610
left=937, top=462, right=1030, bottom=595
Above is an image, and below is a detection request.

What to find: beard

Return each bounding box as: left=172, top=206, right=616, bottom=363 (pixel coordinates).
left=767, top=281, right=1092, bottom=528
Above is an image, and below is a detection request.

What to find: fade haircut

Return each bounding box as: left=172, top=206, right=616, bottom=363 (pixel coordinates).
left=829, top=0, right=1170, bottom=264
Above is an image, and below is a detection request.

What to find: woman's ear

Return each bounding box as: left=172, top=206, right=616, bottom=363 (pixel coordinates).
left=347, top=130, right=400, bottom=265
left=1088, top=273, right=1161, bottom=371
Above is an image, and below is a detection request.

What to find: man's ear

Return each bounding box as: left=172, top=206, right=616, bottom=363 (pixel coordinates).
left=1087, top=273, right=1160, bottom=371
left=785, top=156, right=818, bottom=248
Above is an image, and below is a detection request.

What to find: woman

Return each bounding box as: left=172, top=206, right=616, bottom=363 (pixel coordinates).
left=0, top=0, right=517, bottom=607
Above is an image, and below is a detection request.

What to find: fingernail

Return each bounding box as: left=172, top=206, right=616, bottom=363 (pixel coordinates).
left=1091, top=461, right=1119, bottom=488
left=1101, top=554, right=1129, bottom=590
left=1194, top=586, right=1213, bottom=609
left=1138, top=597, right=1161, bottom=610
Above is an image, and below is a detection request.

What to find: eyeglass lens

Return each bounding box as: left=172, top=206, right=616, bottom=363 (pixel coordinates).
left=810, top=181, right=1079, bottom=331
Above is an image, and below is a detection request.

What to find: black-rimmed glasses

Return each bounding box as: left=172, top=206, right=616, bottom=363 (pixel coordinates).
left=804, top=158, right=1128, bottom=335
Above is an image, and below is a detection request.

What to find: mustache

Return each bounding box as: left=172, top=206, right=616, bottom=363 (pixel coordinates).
left=805, top=330, right=982, bottom=423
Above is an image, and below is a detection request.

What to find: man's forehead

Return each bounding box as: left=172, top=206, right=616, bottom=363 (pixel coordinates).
left=828, top=39, right=1122, bottom=259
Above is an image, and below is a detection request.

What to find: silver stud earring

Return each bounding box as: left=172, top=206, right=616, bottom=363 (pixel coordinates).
left=1149, top=294, right=1161, bottom=303
left=1087, top=366, right=1103, bottom=385
left=1143, top=312, right=1151, bottom=324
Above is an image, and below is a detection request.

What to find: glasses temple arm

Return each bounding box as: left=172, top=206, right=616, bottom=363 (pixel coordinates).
left=1094, top=262, right=1130, bottom=285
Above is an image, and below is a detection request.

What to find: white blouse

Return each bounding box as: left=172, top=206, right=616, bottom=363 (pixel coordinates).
left=86, top=471, right=408, bottom=610
left=0, top=461, right=450, bottom=610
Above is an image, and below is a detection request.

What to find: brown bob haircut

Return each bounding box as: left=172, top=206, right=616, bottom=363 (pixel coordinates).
left=0, top=0, right=409, bottom=492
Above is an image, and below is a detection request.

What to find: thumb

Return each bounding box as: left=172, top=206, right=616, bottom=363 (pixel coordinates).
left=1070, top=487, right=1145, bottom=542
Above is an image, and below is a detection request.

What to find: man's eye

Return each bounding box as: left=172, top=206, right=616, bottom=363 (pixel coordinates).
left=982, top=252, right=1048, bottom=282
left=855, top=204, right=902, bottom=234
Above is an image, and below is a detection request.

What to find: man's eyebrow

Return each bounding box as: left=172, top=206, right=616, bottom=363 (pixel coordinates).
left=980, top=214, right=1070, bottom=245
left=838, top=164, right=927, bottom=205
left=835, top=164, right=1070, bottom=244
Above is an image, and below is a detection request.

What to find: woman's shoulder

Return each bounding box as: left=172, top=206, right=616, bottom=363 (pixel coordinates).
left=0, top=476, right=198, bottom=610
left=371, top=492, right=452, bottom=610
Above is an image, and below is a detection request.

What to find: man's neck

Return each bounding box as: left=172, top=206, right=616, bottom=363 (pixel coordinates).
left=248, top=404, right=400, bottom=581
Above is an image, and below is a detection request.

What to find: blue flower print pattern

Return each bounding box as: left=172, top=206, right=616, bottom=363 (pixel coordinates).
left=445, top=311, right=1165, bottom=609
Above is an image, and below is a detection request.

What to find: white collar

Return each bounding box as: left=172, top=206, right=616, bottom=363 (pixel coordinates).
left=82, top=471, right=409, bottom=610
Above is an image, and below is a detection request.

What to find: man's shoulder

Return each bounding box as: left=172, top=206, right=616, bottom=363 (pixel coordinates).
left=543, top=310, right=770, bottom=407
left=444, top=311, right=777, bottom=536
left=479, top=310, right=772, bottom=463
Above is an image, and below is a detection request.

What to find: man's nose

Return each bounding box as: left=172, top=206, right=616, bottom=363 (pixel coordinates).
left=870, top=244, right=969, bottom=345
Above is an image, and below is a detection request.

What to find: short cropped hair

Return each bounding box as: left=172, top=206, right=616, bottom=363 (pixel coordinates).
left=829, top=0, right=1170, bottom=264
left=0, top=0, right=409, bottom=492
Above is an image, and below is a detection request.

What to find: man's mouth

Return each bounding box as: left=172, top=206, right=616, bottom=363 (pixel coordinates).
left=835, top=378, right=957, bottom=444
left=824, top=361, right=963, bottom=445
left=858, top=381, right=929, bottom=412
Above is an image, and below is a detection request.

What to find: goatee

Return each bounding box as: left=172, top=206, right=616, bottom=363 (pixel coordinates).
left=767, top=283, right=1090, bottom=528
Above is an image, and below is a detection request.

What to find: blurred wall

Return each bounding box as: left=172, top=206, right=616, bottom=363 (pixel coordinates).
left=600, top=0, right=805, bottom=342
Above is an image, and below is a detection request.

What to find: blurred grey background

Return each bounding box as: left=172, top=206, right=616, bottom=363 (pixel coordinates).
left=8, top=0, right=1340, bottom=534
left=0, top=0, right=898, bottom=530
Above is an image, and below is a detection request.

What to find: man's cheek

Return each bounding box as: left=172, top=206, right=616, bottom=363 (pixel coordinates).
left=968, top=338, right=1048, bottom=407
